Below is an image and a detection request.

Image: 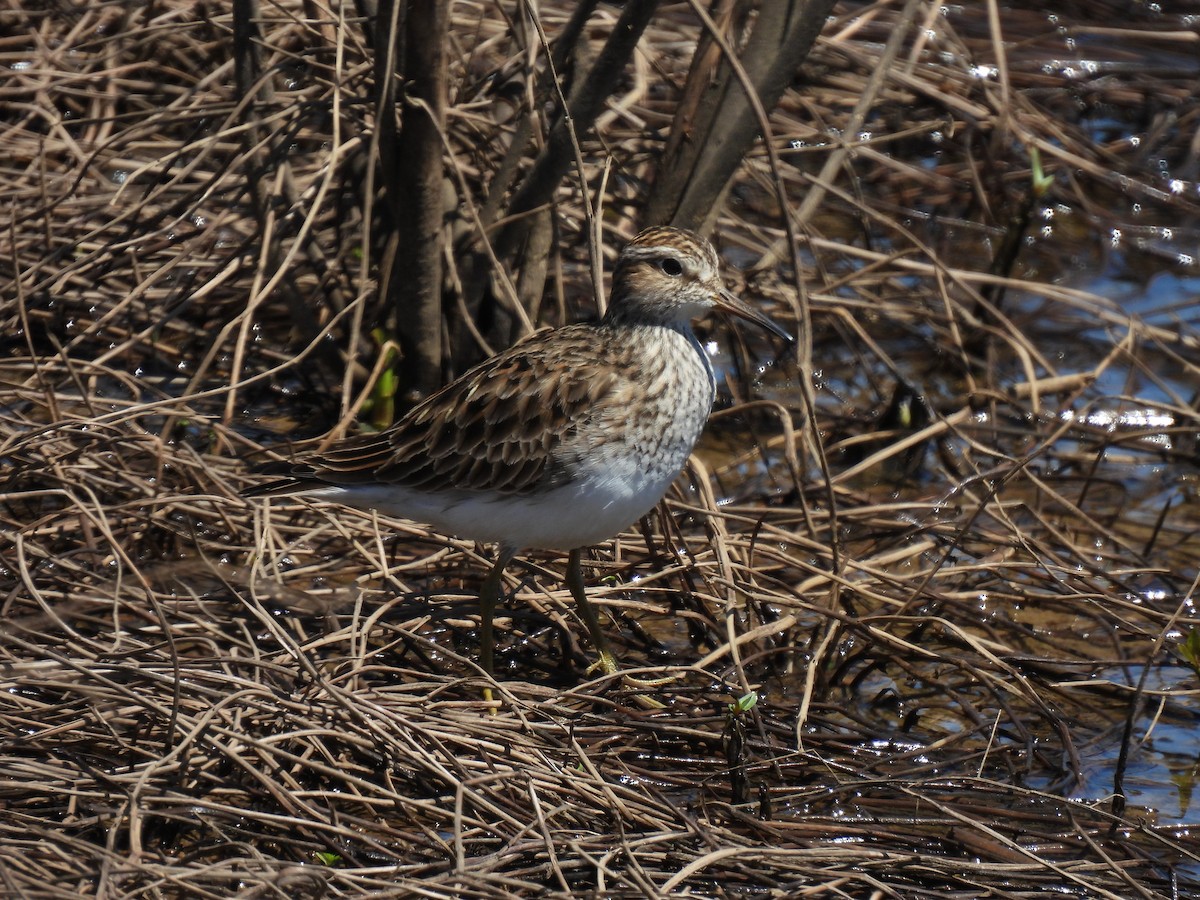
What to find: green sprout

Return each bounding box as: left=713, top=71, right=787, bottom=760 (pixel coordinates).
left=728, top=691, right=758, bottom=717
left=1030, top=145, right=1054, bottom=198
left=1180, top=627, right=1200, bottom=681
left=363, top=327, right=400, bottom=430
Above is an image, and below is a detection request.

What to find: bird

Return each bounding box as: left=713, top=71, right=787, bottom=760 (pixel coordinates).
left=244, top=225, right=792, bottom=698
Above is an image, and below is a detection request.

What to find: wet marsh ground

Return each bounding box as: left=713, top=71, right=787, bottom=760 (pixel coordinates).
left=3, top=1, right=1200, bottom=896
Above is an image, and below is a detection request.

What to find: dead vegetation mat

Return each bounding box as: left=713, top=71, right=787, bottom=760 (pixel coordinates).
left=2, top=1, right=1200, bottom=897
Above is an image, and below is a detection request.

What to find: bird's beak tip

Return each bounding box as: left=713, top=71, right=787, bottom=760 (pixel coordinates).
left=716, top=288, right=793, bottom=343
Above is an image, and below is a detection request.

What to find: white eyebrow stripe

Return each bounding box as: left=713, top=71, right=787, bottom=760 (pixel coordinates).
left=621, top=244, right=680, bottom=260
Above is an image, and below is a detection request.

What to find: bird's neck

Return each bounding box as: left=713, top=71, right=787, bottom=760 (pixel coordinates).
left=598, top=304, right=713, bottom=391
left=600, top=295, right=696, bottom=333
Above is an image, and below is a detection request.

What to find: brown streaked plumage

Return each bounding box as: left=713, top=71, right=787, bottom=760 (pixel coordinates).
left=245, top=226, right=792, bottom=699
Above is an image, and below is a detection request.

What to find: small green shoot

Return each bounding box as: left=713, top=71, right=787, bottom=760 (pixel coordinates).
left=363, top=327, right=400, bottom=430
left=1029, top=145, right=1054, bottom=198
left=723, top=691, right=758, bottom=807
left=728, top=691, right=758, bottom=718
left=314, top=851, right=342, bottom=867
left=1180, top=627, right=1200, bottom=681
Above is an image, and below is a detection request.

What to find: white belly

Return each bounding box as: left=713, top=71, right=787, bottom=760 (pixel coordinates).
left=306, top=416, right=699, bottom=551
left=302, top=327, right=715, bottom=551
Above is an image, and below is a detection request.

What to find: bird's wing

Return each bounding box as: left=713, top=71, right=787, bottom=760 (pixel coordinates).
left=256, top=326, right=622, bottom=497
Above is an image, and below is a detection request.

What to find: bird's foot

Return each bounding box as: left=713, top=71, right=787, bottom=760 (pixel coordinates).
left=619, top=670, right=678, bottom=689
left=585, top=650, right=620, bottom=678
left=586, top=652, right=671, bottom=709
left=481, top=684, right=504, bottom=716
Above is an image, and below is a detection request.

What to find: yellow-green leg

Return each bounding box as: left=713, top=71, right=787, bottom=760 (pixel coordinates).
left=566, top=548, right=618, bottom=676
left=479, top=546, right=517, bottom=708
left=567, top=548, right=668, bottom=707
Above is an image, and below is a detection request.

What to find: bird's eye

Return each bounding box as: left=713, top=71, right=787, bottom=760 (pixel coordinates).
left=658, top=257, right=684, bottom=276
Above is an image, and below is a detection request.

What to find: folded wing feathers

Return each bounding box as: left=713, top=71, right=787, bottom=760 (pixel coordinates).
left=260, top=328, right=621, bottom=498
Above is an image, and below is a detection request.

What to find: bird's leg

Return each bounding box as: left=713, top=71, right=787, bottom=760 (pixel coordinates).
left=479, top=546, right=517, bottom=708
left=566, top=548, right=617, bottom=676
left=567, top=549, right=671, bottom=704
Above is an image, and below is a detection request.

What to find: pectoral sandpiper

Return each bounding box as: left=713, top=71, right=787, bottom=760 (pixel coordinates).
left=245, top=226, right=792, bottom=696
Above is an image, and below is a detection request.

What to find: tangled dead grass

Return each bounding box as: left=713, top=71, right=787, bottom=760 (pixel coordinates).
left=2, top=1, right=1200, bottom=896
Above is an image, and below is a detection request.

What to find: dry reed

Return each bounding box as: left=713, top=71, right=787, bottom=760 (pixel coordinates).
left=2, top=1, right=1198, bottom=896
